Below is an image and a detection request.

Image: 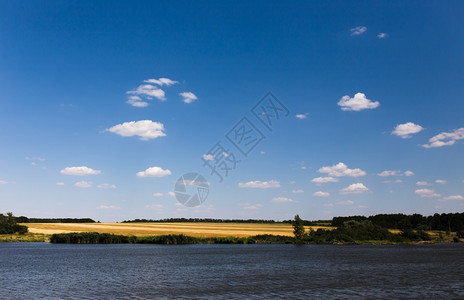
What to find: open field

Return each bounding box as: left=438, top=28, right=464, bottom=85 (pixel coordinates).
left=22, top=222, right=334, bottom=238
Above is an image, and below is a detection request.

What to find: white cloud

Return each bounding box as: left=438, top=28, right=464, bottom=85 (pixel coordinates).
left=392, top=122, right=424, bottom=138
left=126, top=96, right=149, bottom=107
left=394, top=179, right=403, bottom=183
left=324, top=203, right=334, bottom=207
left=312, top=176, right=339, bottom=184
left=313, top=191, right=330, bottom=197
left=318, top=162, right=366, bottom=177
left=422, top=128, right=464, bottom=148
left=340, top=183, right=369, bottom=194
left=153, top=192, right=175, bottom=197
left=404, top=170, right=415, bottom=176
left=0, top=180, right=8, bottom=184
left=301, top=166, right=307, bottom=170
left=144, top=77, right=178, bottom=86
left=337, top=200, right=354, bottom=205
left=75, top=181, right=92, bottom=188
left=238, top=180, right=280, bottom=189
left=97, top=183, right=116, bottom=189
left=338, top=93, right=379, bottom=111
left=377, top=32, right=388, bottom=38
left=415, top=188, right=441, bottom=198
left=292, top=189, right=304, bottom=194
left=179, top=92, right=197, bottom=103
left=295, top=113, right=309, bottom=119
left=127, top=84, right=166, bottom=101
left=272, top=197, right=294, bottom=203
left=106, top=120, right=166, bottom=140
left=435, top=179, right=447, bottom=184
left=350, top=26, right=367, bottom=36
left=260, top=151, right=266, bottom=155
left=378, top=170, right=400, bottom=177
left=136, top=166, right=172, bottom=178
left=56, top=182, right=65, bottom=186
left=202, top=154, right=215, bottom=161
left=60, top=166, right=101, bottom=176
left=416, top=181, right=431, bottom=186
left=97, top=205, right=118, bottom=210
left=440, top=195, right=464, bottom=201
left=239, top=203, right=263, bottom=210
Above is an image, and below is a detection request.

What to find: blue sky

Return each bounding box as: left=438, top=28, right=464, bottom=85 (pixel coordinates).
left=1, top=1, right=463, bottom=222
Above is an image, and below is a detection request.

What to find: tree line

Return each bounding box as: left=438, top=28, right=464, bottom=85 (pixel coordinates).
left=15, top=217, right=96, bottom=223
left=122, top=218, right=280, bottom=223
left=331, top=212, right=464, bottom=232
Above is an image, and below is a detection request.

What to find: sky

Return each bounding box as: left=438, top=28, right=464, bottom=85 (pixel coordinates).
left=1, top=1, right=463, bottom=222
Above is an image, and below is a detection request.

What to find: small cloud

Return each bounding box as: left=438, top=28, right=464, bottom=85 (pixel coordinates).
left=350, top=26, right=367, bottom=36
left=0, top=180, right=8, bottom=185
left=404, top=170, right=415, bottom=176
left=292, top=189, right=304, bottom=194
left=435, top=179, right=447, bottom=184
left=295, top=113, right=309, bottom=119
left=358, top=205, right=368, bottom=208
left=75, top=181, right=92, bottom=188
left=272, top=197, right=294, bottom=203
left=260, top=151, right=266, bottom=155
left=338, top=93, right=379, bottom=111
left=239, top=203, right=263, bottom=210
left=60, top=166, right=101, bottom=176
left=106, top=120, right=166, bottom=141
left=416, top=181, right=431, bottom=186
left=126, top=96, right=149, bottom=107
left=153, top=192, right=175, bottom=197
left=180, top=92, right=197, bottom=104
left=238, top=180, right=280, bottom=189
left=127, top=84, right=166, bottom=101
left=392, top=122, right=424, bottom=139
left=318, top=162, right=366, bottom=177
left=202, top=154, right=215, bottom=161
left=378, top=170, right=400, bottom=177
left=415, top=188, right=441, bottom=198
left=136, top=166, right=172, bottom=178
left=394, top=179, right=403, bottom=183
left=440, top=195, right=464, bottom=202
left=312, top=176, right=339, bottom=185
left=422, top=128, right=464, bottom=148
left=313, top=191, right=330, bottom=197
left=324, top=203, right=334, bottom=207
left=144, top=77, right=178, bottom=86
left=301, top=166, right=307, bottom=170
left=377, top=33, right=388, bottom=38
left=56, top=182, right=65, bottom=186
left=340, top=183, right=369, bottom=194
left=337, top=200, right=354, bottom=205
left=97, top=183, right=116, bottom=189
left=97, top=205, right=118, bottom=210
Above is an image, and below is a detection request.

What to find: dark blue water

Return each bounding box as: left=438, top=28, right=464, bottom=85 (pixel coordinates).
left=1, top=243, right=464, bottom=299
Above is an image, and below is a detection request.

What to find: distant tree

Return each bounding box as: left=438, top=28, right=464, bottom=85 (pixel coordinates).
left=292, top=215, right=306, bottom=241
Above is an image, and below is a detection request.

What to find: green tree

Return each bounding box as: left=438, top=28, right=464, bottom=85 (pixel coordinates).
left=292, top=214, right=306, bottom=241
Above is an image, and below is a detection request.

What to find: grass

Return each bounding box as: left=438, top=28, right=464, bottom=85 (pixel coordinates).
left=23, top=222, right=333, bottom=238
left=0, top=233, right=50, bottom=242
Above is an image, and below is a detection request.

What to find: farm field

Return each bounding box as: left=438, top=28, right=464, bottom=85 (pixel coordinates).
left=23, top=222, right=333, bottom=238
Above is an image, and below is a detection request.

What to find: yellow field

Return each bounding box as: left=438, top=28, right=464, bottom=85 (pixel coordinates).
left=23, top=222, right=333, bottom=238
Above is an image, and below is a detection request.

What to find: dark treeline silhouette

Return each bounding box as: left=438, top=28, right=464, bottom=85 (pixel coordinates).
left=122, top=218, right=279, bottom=223
left=0, top=212, right=28, bottom=234
left=17, top=217, right=96, bottom=223
left=331, top=212, right=464, bottom=231
left=50, top=232, right=295, bottom=244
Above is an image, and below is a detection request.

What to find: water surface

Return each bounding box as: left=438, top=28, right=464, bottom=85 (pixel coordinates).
left=1, top=243, right=463, bottom=299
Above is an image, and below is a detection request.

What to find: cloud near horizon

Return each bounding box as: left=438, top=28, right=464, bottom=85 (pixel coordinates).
left=238, top=180, right=280, bottom=189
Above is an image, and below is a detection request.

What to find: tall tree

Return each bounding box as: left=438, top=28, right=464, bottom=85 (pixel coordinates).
left=293, top=214, right=306, bottom=241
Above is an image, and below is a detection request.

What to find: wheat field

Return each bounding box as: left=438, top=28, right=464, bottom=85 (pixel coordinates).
left=23, top=222, right=332, bottom=238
